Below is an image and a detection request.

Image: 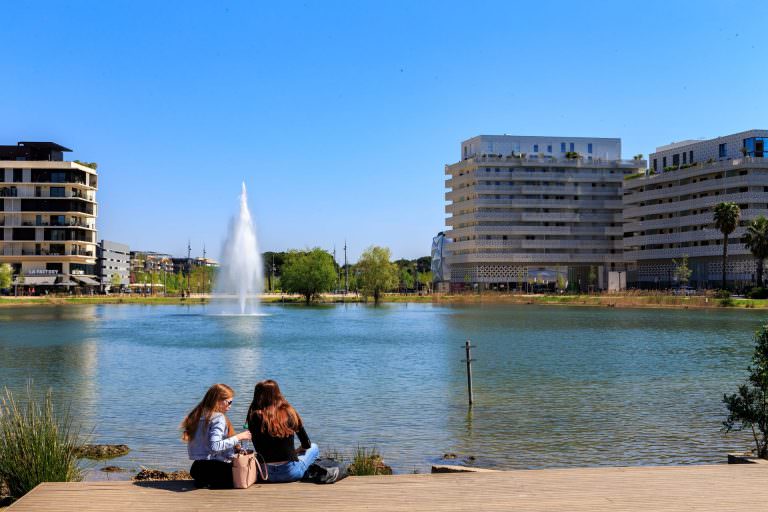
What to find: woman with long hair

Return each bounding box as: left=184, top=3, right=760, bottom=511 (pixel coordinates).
left=182, top=383, right=252, bottom=488
left=246, top=379, right=318, bottom=483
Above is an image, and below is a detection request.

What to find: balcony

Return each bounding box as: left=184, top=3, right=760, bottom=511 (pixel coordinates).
left=624, top=173, right=768, bottom=204
left=454, top=154, right=645, bottom=168
left=446, top=198, right=623, bottom=213
left=625, top=157, right=768, bottom=188
left=624, top=244, right=752, bottom=261
left=447, top=252, right=621, bottom=264
left=447, top=169, right=629, bottom=188
left=622, top=192, right=762, bottom=219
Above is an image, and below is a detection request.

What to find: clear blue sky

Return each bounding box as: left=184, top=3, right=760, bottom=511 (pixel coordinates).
left=2, top=1, right=766, bottom=262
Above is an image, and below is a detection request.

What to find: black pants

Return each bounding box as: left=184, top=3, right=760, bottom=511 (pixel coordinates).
left=190, top=459, right=233, bottom=489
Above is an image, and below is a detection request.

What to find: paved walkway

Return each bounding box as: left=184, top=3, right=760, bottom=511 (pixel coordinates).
left=9, top=464, right=768, bottom=511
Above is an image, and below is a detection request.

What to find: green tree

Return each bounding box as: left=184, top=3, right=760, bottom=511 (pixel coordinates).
left=588, top=266, right=597, bottom=291
left=418, top=271, right=433, bottom=294
left=399, top=266, right=414, bottom=292
left=713, top=202, right=741, bottom=290
left=280, top=248, right=337, bottom=304
left=415, top=256, right=432, bottom=274
left=0, top=263, right=12, bottom=290
left=723, top=322, right=768, bottom=458
left=110, top=272, right=122, bottom=291
left=357, top=246, right=398, bottom=304
left=556, top=274, right=567, bottom=291
left=673, top=254, right=692, bottom=285
left=744, top=215, right=768, bottom=288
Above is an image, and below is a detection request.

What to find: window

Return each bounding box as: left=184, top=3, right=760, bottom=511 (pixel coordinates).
left=13, top=169, right=22, bottom=182
left=587, top=143, right=593, bottom=154
left=689, top=150, right=693, bottom=162
left=561, top=142, right=566, bottom=152
left=653, top=159, right=658, bottom=172
left=743, top=137, right=766, bottom=158
left=547, top=145, right=552, bottom=153
left=533, top=144, right=539, bottom=153
left=672, top=154, right=680, bottom=166
left=682, top=152, right=687, bottom=164
left=663, top=156, right=667, bottom=168
left=50, top=187, right=65, bottom=197
left=569, top=143, right=575, bottom=152
left=719, top=143, right=727, bottom=158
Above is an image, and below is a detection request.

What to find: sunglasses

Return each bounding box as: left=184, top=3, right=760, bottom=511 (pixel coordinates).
left=225, top=399, right=233, bottom=406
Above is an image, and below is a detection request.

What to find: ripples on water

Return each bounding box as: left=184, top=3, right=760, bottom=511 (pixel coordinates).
left=0, top=303, right=761, bottom=474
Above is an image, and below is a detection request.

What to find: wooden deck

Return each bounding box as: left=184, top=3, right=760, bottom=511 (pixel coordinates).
left=9, top=464, right=768, bottom=511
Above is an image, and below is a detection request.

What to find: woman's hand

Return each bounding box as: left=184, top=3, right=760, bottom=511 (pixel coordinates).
left=236, top=430, right=252, bottom=441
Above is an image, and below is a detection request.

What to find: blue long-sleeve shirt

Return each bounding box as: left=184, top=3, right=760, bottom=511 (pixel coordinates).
left=187, top=412, right=238, bottom=462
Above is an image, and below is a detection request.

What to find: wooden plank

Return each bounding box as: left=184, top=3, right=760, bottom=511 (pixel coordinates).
left=9, top=464, right=768, bottom=511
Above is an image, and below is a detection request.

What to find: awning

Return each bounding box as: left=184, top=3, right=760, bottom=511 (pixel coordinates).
left=72, top=276, right=101, bottom=286
left=56, top=280, right=77, bottom=287
left=15, top=276, right=57, bottom=286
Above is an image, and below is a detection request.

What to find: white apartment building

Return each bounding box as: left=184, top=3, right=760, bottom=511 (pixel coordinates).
left=444, top=135, right=644, bottom=291
left=0, top=142, right=99, bottom=288
left=624, top=129, right=768, bottom=288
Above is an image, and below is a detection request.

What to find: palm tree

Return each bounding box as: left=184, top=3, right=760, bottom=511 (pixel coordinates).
left=744, top=215, right=768, bottom=287
left=713, top=202, right=741, bottom=290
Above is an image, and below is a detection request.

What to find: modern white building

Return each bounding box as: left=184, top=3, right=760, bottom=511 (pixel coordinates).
left=98, top=240, right=130, bottom=292
left=444, top=135, right=644, bottom=291
left=0, top=142, right=99, bottom=289
left=624, top=129, right=768, bottom=288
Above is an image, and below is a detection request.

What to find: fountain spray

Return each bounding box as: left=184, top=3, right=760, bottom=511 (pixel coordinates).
left=216, top=182, right=264, bottom=314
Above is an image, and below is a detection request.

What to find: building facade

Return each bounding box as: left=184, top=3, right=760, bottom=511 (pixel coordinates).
left=98, top=240, right=130, bottom=292
left=624, top=129, right=768, bottom=288
left=0, top=142, right=99, bottom=288
left=445, top=135, right=644, bottom=291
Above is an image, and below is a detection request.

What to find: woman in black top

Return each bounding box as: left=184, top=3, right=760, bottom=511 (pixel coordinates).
left=246, top=379, right=319, bottom=482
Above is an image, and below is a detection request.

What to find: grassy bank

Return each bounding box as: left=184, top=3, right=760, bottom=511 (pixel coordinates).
left=0, top=296, right=209, bottom=306
left=2, top=292, right=767, bottom=309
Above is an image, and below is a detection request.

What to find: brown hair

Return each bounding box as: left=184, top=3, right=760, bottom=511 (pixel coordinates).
left=247, top=380, right=302, bottom=438
left=181, top=383, right=236, bottom=442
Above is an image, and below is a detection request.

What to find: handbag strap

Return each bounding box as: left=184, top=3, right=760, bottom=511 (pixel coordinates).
left=255, top=452, right=269, bottom=481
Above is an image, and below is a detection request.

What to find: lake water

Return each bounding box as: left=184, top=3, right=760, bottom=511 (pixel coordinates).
left=0, top=303, right=762, bottom=474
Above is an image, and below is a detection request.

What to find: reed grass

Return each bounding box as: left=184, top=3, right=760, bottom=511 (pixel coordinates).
left=348, top=445, right=391, bottom=476
left=0, top=384, right=83, bottom=501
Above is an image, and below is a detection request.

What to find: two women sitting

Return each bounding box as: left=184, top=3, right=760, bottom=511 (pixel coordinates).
left=182, top=380, right=319, bottom=488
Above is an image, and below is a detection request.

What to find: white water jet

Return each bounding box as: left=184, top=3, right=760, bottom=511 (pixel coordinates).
left=215, top=182, right=263, bottom=314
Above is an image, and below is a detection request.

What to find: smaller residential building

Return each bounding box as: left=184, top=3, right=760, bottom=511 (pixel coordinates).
left=97, top=240, right=130, bottom=292
left=624, top=129, right=768, bottom=288
left=130, top=251, right=174, bottom=278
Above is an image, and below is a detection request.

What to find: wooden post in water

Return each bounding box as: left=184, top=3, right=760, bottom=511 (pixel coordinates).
left=463, top=340, right=474, bottom=406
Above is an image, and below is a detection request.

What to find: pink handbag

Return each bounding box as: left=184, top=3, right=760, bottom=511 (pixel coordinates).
left=232, top=448, right=268, bottom=489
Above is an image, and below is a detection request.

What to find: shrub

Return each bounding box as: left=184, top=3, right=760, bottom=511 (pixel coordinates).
left=748, top=287, right=768, bottom=300
left=714, top=289, right=731, bottom=299
left=723, top=322, right=768, bottom=458
left=719, top=297, right=734, bottom=307
left=0, top=385, right=83, bottom=500
left=347, top=446, right=392, bottom=476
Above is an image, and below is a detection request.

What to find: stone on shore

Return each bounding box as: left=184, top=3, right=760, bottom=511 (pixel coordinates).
left=100, top=466, right=125, bottom=473
left=75, top=444, right=130, bottom=460
left=134, top=469, right=192, bottom=481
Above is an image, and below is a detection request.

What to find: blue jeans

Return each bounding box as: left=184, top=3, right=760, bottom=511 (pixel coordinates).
left=266, top=443, right=319, bottom=483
